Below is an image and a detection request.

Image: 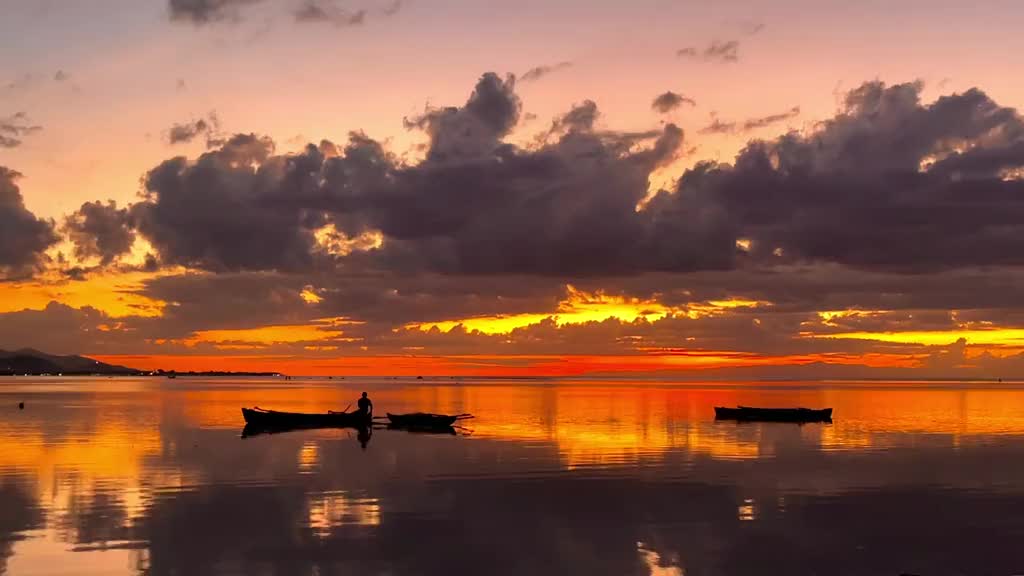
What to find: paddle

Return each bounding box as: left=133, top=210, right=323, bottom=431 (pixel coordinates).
left=328, top=404, right=352, bottom=415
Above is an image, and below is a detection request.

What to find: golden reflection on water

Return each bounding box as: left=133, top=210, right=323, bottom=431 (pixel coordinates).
left=307, top=492, right=382, bottom=538
left=3, top=378, right=1024, bottom=575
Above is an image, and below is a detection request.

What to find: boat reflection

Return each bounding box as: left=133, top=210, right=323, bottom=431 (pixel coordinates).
left=3, top=378, right=1024, bottom=575
left=241, top=423, right=460, bottom=440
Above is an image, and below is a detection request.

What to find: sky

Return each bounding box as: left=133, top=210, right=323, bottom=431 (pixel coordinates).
left=2, top=0, right=1024, bottom=377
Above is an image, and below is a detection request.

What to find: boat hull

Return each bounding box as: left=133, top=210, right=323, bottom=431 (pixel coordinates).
left=241, top=407, right=369, bottom=430
left=386, top=412, right=458, bottom=428
left=386, top=423, right=457, bottom=435
left=714, top=406, right=832, bottom=422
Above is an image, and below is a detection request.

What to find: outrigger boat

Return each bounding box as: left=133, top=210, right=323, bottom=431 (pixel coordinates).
left=384, top=412, right=473, bottom=429
left=714, top=406, right=832, bottom=423
left=241, top=407, right=370, bottom=431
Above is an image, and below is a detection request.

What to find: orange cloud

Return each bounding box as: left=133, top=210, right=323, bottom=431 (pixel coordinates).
left=407, top=285, right=768, bottom=335
left=179, top=317, right=359, bottom=348
left=0, top=270, right=169, bottom=317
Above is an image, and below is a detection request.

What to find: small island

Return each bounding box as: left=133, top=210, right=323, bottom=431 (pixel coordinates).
left=0, top=349, right=284, bottom=378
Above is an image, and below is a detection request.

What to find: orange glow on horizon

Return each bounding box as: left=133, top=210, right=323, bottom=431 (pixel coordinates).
left=90, top=350, right=920, bottom=377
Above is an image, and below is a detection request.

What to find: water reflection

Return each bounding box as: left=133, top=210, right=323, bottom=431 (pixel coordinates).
left=2, top=378, right=1024, bottom=575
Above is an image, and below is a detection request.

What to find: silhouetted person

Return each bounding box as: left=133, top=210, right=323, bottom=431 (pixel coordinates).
left=357, top=392, right=373, bottom=418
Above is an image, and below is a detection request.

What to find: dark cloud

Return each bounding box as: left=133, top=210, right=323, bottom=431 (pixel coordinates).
left=741, top=105, right=800, bottom=130
left=698, top=118, right=736, bottom=135
left=0, top=302, right=132, bottom=354
left=76, top=77, right=1024, bottom=297
left=654, top=81, right=1024, bottom=272
left=678, top=40, right=740, bottom=63
left=0, top=113, right=42, bottom=148
left=167, top=113, right=222, bottom=146
left=168, top=0, right=264, bottom=23
left=520, top=61, right=573, bottom=83
left=403, top=72, right=521, bottom=161
left=0, top=167, right=59, bottom=278
left=54, top=70, right=70, bottom=82
left=294, top=0, right=366, bottom=25
left=169, top=0, right=395, bottom=26
left=742, top=21, right=765, bottom=35
left=651, top=91, right=697, bottom=113
left=699, top=106, right=800, bottom=134
left=63, top=201, right=136, bottom=265
left=130, top=134, right=332, bottom=272
left=549, top=99, right=599, bottom=133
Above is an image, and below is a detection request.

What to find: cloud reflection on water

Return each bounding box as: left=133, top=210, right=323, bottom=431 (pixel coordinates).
left=2, top=378, right=1024, bottom=575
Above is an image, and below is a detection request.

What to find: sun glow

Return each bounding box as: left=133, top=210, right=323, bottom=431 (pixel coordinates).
left=0, top=269, right=173, bottom=317
left=815, top=328, right=1024, bottom=347
left=181, top=317, right=357, bottom=348
left=407, top=285, right=769, bottom=335
left=315, top=224, right=384, bottom=256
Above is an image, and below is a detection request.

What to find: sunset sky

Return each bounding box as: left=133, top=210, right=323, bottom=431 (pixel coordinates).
left=3, top=0, right=1024, bottom=377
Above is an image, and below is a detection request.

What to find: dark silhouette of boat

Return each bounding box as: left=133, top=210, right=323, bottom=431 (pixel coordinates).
left=385, top=412, right=472, bottom=428
left=386, top=423, right=457, bottom=435
left=714, top=406, right=832, bottom=422
left=241, top=407, right=370, bottom=431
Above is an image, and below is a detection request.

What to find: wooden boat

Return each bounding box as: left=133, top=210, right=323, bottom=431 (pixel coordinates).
left=241, top=407, right=370, bottom=430
left=714, top=406, right=833, bottom=422
left=386, top=423, right=457, bottom=435
left=385, top=412, right=470, bottom=428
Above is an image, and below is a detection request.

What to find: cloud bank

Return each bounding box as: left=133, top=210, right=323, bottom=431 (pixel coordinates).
left=7, top=74, right=1024, bottom=376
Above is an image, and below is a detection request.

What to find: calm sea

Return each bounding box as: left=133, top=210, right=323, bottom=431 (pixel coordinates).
left=2, top=377, right=1024, bottom=576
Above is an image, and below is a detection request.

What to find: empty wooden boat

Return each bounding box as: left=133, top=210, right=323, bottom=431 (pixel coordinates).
left=385, top=412, right=472, bottom=428
left=714, top=406, right=832, bottom=422
left=241, top=407, right=370, bottom=430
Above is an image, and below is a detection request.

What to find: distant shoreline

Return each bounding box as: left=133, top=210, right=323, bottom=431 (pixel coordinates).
left=0, top=371, right=282, bottom=377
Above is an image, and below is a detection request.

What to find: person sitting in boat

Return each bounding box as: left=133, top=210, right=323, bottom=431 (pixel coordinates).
left=357, top=392, right=373, bottom=417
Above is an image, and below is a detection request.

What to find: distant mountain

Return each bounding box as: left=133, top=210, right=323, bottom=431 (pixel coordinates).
left=0, top=348, right=138, bottom=376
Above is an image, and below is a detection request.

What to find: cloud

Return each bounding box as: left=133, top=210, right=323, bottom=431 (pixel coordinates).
left=0, top=167, right=59, bottom=278
left=403, top=72, right=522, bottom=160
left=63, top=201, right=136, bottom=265
left=54, top=70, right=70, bottom=82
left=76, top=77, right=1024, bottom=288
left=656, top=81, right=1024, bottom=272
left=520, top=61, right=573, bottom=83
left=131, top=133, right=332, bottom=272
left=699, top=106, right=800, bottom=134
left=293, top=0, right=366, bottom=25
left=651, top=91, right=697, bottom=113
left=167, top=0, right=264, bottom=23
left=678, top=40, right=740, bottom=63
left=0, top=113, right=42, bottom=148
left=167, top=113, right=223, bottom=146
left=169, top=0, right=397, bottom=26
left=741, top=105, right=800, bottom=130
left=743, top=22, right=765, bottom=35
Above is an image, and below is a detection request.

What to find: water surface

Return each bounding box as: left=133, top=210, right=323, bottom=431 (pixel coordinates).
left=2, top=377, right=1024, bottom=575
